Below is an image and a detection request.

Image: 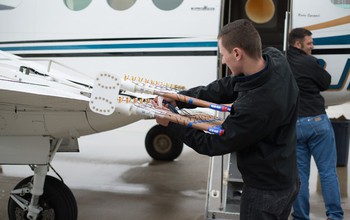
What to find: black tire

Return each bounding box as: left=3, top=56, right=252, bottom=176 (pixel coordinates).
left=145, top=125, right=183, bottom=161
left=8, top=175, right=78, bottom=220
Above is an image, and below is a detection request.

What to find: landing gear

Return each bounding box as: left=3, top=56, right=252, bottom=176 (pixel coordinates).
left=145, top=125, right=184, bottom=161
left=8, top=175, right=77, bottom=220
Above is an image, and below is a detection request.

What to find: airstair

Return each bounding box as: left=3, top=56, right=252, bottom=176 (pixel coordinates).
left=205, top=153, right=243, bottom=220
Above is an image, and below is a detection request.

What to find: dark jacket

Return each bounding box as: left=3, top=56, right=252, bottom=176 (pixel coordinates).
left=287, top=46, right=331, bottom=117
left=167, top=47, right=299, bottom=190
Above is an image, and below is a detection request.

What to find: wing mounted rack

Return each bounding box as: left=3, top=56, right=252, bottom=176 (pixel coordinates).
left=90, top=72, right=230, bottom=135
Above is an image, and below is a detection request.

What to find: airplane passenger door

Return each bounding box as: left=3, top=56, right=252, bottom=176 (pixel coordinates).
left=219, top=0, right=290, bottom=77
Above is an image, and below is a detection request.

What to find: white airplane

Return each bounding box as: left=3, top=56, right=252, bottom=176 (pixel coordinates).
left=0, top=0, right=349, bottom=219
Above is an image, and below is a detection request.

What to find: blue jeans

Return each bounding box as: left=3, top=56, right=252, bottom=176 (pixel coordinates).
left=292, top=114, right=344, bottom=220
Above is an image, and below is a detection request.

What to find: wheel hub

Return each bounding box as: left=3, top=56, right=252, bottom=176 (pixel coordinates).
left=153, top=134, right=172, bottom=153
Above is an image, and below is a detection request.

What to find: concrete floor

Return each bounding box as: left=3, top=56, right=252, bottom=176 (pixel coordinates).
left=0, top=151, right=209, bottom=220
left=1, top=152, right=349, bottom=220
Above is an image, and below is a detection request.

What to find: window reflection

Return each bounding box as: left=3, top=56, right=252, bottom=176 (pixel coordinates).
left=0, top=0, right=22, bottom=10
left=152, top=0, right=183, bottom=11
left=107, top=0, right=137, bottom=11
left=330, top=0, right=350, bottom=9
left=64, top=0, right=92, bottom=11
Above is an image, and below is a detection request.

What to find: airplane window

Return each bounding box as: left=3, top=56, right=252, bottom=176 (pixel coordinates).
left=64, top=0, right=92, bottom=11
left=330, top=0, right=350, bottom=9
left=245, top=0, right=275, bottom=24
left=0, top=0, right=22, bottom=10
left=152, top=0, right=183, bottom=11
left=107, top=0, right=136, bottom=11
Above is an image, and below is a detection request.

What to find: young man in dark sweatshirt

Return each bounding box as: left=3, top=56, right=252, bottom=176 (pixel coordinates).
left=154, top=19, right=300, bottom=220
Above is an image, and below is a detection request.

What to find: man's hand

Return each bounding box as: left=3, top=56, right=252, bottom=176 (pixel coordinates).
left=155, top=116, right=170, bottom=127
left=152, top=96, right=176, bottom=127
left=152, top=96, right=176, bottom=108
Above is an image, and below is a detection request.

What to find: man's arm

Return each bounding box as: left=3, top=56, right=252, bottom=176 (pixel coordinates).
left=308, top=56, right=331, bottom=91
left=177, top=76, right=238, bottom=109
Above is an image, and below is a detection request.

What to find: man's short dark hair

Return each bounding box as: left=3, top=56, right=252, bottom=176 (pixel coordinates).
left=218, top=19, right=262, bottom=60
left=288, top=28, right=312, bottom=46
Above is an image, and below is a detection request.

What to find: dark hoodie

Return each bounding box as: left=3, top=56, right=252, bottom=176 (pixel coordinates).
left=167, top=47, right=299, bottom=190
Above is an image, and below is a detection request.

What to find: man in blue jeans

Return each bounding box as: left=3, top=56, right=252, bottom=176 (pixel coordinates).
left=287, top=28, right=344, bottom=220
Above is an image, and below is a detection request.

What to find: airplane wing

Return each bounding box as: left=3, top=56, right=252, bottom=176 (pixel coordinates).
left=0, top=50, right=92, bottom=110
left=0, top=51, right=144, bottom=138
left=0, top=78, right=90, bottom=111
